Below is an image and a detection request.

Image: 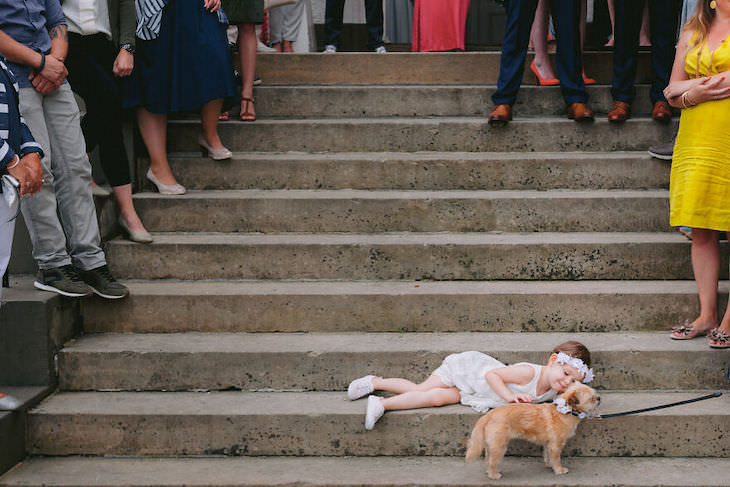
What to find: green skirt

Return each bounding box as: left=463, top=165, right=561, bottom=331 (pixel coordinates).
left=221, top=0, right=264, bottom=24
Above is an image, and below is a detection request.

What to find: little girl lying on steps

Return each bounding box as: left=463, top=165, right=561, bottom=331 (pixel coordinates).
left=347, top=340, right=594, bottom=430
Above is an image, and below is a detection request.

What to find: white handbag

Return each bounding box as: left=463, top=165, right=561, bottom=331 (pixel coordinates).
left=264, top=0, right=296, bottom=9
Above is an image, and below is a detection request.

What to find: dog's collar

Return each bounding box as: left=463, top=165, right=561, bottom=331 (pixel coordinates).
left=553, top=398, right=586, bottom=418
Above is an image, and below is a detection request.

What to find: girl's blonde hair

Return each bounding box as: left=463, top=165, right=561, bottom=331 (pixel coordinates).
left=551, top=341, right=591, bottom=367
left=683, top=0, right=716, bottom=50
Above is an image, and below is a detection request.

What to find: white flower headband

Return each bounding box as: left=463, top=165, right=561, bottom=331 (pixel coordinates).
left=556, top=352, right=594, bottom=383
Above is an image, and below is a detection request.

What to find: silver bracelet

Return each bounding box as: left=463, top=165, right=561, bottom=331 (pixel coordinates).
left=5, top=154, right=20, bottom=170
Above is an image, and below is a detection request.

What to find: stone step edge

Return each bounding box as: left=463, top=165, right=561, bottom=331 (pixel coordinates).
left=75, top=279, right=726, bottom=296
left=60, top=331, right=717, bottom=355
left=30, top=390, right=729, bottom=416
left=169, top=116, right=672, bottom=124
left=2, top=456, right=728, bottom=487
left=107, top=232, right=690, bottom=245
left=165, top=150, right=652, bottom=160
left=131, top=189, right=669, bottom=199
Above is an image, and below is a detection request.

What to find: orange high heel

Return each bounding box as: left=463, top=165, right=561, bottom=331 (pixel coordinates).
left=583, top=75, right=596, bottom=85
left=530, top=60, right=559, bottom=86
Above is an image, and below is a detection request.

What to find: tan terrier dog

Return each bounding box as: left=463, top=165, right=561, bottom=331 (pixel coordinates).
left=465, top=382, right=600, bottom=480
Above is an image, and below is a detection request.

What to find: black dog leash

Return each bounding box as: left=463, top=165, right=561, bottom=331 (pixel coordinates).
left=596, top=391, right=723, bottom=419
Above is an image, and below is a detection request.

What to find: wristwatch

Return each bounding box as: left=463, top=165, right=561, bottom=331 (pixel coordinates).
left=120, top=43, right=135, bottom=55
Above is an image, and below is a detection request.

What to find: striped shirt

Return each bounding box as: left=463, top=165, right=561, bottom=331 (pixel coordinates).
left=0, top=57, right=44, bottom=177
left=136, top=0, right=228, bottom=40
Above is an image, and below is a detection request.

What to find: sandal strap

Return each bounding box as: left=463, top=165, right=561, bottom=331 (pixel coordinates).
left=709, top=328, right=730, bottom=343
left=671, top=320, right=693, bottom=335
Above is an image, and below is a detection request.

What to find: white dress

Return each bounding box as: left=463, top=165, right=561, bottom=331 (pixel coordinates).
left=432, top=351, right=557, bottom=413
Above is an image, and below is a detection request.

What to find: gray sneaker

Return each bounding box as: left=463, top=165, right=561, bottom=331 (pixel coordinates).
left=648, top=140, right=674, bottom=160
left=77, top=265, right=129, bottom=299
left=34, top=265, right=92, bottom=297
left=0, top=392, right=20, bottom=411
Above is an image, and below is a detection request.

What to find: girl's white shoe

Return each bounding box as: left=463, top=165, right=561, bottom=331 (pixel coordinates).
left=0, top=392, right=20, bottom=411
left=365, top=395, right=384, bottom=430
left=347, top=375, right=375, bottom=400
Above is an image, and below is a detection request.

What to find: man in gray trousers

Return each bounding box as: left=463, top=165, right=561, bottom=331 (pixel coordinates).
left=0, top=0, right=128, bottom=299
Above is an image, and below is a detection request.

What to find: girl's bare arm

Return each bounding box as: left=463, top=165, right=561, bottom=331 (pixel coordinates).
left=485, top=364, right=535, bottom=403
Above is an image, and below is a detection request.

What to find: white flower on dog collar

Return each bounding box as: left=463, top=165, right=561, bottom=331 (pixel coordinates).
left=556, top=352, right=594, bottom=383
left=553, top=398, right=586, bottom=418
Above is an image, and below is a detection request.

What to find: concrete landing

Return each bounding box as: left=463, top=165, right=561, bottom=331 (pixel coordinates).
left=2, top=456, right=729, bottom=487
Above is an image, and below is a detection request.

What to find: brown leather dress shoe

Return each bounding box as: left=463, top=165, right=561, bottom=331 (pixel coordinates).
left=488, top=104, right=513, bottom=125
left=608, top=101, right=631, bottom=123
left=567, top=102, right=594, bottom=122
left=651, top=101, right=672, bottom=123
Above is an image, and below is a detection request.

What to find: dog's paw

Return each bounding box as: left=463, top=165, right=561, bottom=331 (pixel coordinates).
left=553, top=466, right=569, bottom=475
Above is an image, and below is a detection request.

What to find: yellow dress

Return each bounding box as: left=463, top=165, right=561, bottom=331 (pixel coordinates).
left=670, top=33, right=730, bottom=231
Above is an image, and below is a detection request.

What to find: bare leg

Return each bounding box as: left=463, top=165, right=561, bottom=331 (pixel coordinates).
left=690, top=228, right=721, bottom=331
left=580, top=0, right=593, bottom=81
left=530, top=0, right=557, bottom=79
left=605, top=0, right=615, bottom=46
left=372, top=374, right=450, bottom=394
left=113, top=184, right=148, bottom=234
left=717, top=231, right=730, bottom=333
left=640, top=2, right=651, bottom=46
left=377, top=375, right=460, bottom=411
left=200, top=98, right=226, bottom=150
left=136, top=108, right=178, bottom=186
left=238, top=23, right=257, bottom=120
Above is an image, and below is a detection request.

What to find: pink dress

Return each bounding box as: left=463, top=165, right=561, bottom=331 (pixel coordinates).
left=412, top=0, right=471, bottom=52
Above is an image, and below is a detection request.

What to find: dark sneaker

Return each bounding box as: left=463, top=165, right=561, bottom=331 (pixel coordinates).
left=648, top=140, right=674, bottom=160
left=34, top=265, right=92, bottom=297
left=77, top=265, right=129, bottom=299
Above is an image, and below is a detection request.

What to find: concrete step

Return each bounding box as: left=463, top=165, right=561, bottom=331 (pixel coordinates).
left=253, top=85, right=662, bottom=118
left=3, top=456, right=729, bottom=487
left=81, top=279, right=724, bottom=334
left=58, top=332, right=729, bottom=392
left=133, top=189, right=671, bottom=233
left=156, top=151, right=670, bottom=192
left=255, top=52, right=654, bottom=85
left=105, top=232, right=707, bottom=281
left=170, top=118, right=677, bottom=153
left=27, top=390, right=730, bottom=457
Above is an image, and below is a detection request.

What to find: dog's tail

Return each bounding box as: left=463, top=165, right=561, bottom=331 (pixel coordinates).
left=465, top=414, right=489, bottom=462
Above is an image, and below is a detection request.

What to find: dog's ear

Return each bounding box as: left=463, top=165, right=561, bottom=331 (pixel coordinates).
left=563, top=388, right=579, bottom=407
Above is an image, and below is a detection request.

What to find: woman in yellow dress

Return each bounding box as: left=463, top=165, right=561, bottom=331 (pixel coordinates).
left=665, top=0, right=730, bottom=348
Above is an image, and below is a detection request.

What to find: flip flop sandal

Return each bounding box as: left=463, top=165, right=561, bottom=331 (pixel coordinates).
left=670, top=320, right=709, bottom=340
left=709, top=328, right=730, bottom=349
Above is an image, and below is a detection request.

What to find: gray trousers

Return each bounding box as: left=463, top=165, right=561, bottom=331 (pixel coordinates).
left=0, top=187, right=15, bottom=301
left=269, top=0, right=306, bottom=43
left=18, top=83, right=105, bottom=271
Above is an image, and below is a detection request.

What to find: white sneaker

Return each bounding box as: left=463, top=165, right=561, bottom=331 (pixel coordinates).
left=324, top=45, right=337, bottom=53
left=365, top=395, right=384, bottom=430
left=0, top=392, right=20, bottom=411
left=374, top=46, right=387, bottom=54
left=347, top=375, right=375, bottom=400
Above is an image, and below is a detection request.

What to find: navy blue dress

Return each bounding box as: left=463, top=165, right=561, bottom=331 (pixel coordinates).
left=124, top=0, right=236, bottom=113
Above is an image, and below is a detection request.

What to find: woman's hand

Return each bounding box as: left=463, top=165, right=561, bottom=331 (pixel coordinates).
left=112, top=49, right=134, bottom=77
left=203, top=0, right=221, bottom=12
left=7, top=153, right=43, bottom=196
left=687, top=75, right=730, bottom=105
left=510, top=393, right=534, bottom=404
left=664, top=77, right=706, bottom=100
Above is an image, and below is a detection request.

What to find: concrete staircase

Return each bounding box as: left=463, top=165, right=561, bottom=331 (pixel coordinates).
left=2, top=52, right=729, bottom=486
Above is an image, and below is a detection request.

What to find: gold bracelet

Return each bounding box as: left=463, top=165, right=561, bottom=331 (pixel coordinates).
left=5, top=154, right=20, bottom=170
left=685, top=91, right=697, bottom=107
